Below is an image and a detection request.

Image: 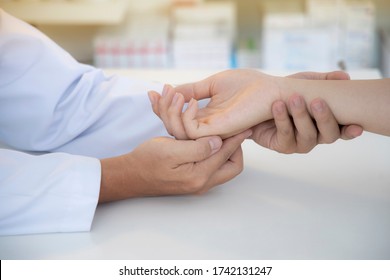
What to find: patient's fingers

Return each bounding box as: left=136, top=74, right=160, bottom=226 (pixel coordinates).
left=148, top=90, right=162, bottom=117
left=150, top=85, right=189, bottom=139
left=158, top=85, right=177, bottom=136
left=166, top=92, right=188, bottom=140
left=182, top=98, right=204, bottom=139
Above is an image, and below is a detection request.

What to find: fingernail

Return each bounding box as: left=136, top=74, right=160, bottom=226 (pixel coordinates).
left=162, top=85, right=169, bottom=97
left=209, top=137, right=222, bottom=154
left=273, top=101, right=285, bottom=114
left=172, top=92, right=180, bottom=105
left=147, top=91, right=155, bottom=105
left=292, top=95, right=303, bottom=107
left=343, top=72, right=351, bottom=80
left=312, top=100, right=324, bottom=113
left=188, top=98, right=196, bottom=109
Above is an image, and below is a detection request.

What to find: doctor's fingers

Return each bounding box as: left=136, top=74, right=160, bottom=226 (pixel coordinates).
left=311, top=98, right=363, bottom=142
left=171, top=136, right=223, bottom=164
left=173, top=129, right=249, bottom=166
left=340, top=125, right=363, bottom=140
left=271, top=101, right=297, bottom=153
left=287, top=94, right=318, bottom=153
left=197, top=146, right=244, bottom=194
left=310, top=98, right=342, bottom=144
left=189, top=131, right=250, bottom=194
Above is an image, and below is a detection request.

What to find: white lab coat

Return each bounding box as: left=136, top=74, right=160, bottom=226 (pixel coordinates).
left=0, top=10, right=167, bottom=235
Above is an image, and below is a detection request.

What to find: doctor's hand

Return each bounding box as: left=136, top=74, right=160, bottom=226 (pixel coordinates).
left=250, top=71, right=363, bottom=153
left=98, top=130, right=251, bottom=203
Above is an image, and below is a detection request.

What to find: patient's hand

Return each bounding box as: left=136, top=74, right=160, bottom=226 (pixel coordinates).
left=148, top=70, right=363, bottom=154
left=150, top=69, right=278, bottom=139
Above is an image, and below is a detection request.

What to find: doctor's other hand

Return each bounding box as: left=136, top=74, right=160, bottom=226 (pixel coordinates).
left=98, top=130, right=251, bottom=203
left=148, top=70, right=363, bottom=154
left=250, top=71, right=363, bottom=153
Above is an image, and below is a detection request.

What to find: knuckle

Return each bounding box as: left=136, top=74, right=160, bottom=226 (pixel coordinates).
left=296, top=136, right=317, bottom=153
left=194, top=142, right=211, bottom=159
left=184, top=127, right=199, bottom=140
left=314, top=111, right=332, bottom=124
left=302, top=130, right=318, bottom=142
left=291, top=107, right=307, bottom=119
left=220, top=148, right=234, bottom=162
left=167, top=106, right=178, bottom=117
left=277, top=146, right=296, bottom=154
left=194, top=176, right=208, bottom=189
left=195, top=188, right=209, bottom=196
left=236, top=162, right=244, bottom=175
left=276, top=142, right=296, bottom=154
left=279, top=126, right=294, bottom=137
left=166, top=129, right=174, bottom=137
left=298, top=145, right=315, bottom=154
left=320, top=135, right=338, bottom=144
left=183, top=176, right=208, bottom=193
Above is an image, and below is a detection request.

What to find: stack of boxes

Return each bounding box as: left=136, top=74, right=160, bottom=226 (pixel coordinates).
left=262, top=11, right=336, bottom=71
left=171, top=2, right=236, bottom=69
left=92, top=0, right=378, bottom=72
left=94, top=16, right=170, bottom=68
left=262, top=0, right=376, bottom=72
left=342, top=0, right=376, bottom=69
left=93, top=1, right=235, bottom=69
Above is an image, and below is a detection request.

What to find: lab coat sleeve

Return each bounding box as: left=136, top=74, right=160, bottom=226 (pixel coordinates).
left=0, top=149, right=101, bottom=236
left=0, top=9, right=167, bottom=158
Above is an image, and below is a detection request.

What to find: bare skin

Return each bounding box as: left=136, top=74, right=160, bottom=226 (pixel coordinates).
left=149, top=71, right=364, bottom=154
left=99, top=130, right=251, bottom=203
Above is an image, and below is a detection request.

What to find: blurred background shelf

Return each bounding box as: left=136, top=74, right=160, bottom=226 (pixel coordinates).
left=1, top=0, right=389, bottom=76
left=0, top=0, right=128, bottom=25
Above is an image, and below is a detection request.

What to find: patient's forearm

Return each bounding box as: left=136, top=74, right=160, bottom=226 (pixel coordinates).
left=278, top=78, right=390, bottom=136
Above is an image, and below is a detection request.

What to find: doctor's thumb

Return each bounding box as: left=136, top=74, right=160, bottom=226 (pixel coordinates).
left=205, top=136, right=223, bottom=156
left=173, top=136, right=222, bottom=163
left=188, top=136, right=223, bottom=162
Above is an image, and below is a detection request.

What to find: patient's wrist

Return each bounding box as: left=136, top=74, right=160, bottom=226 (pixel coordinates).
left=276, top=76, right=315, bottom=108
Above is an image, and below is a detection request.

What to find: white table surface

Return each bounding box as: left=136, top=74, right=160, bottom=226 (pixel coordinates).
left=0, top=69, right=389, bottom=260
